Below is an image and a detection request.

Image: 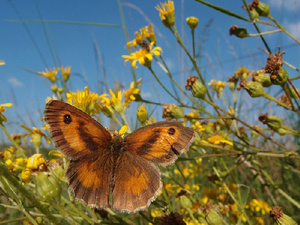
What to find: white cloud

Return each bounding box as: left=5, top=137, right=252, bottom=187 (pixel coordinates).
left=8, top=77, right=23, bottom=87
left=267, top=0, right=300, bottom=11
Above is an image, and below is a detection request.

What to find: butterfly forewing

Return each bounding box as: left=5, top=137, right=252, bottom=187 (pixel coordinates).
left=44, top=100, right=112, bottom=158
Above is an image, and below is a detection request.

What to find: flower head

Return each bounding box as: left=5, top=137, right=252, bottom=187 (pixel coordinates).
left=156, top=0, right=175, bottom=28
left=67, top=87, right=101, bottom=116
left=60, top=66, right=71, bottom=82
left=37, top=68, right=59, bottom=83
left=162, top=103, right=184, bottom=120
left=122, top=42, right=162, bottom=68
left=21, top=125, right=50, bottom=148
left=208, top=80, right=227, bottom=98
left=186, top=16, right=199, bottom=30
left=124, top=80, right=141, bottom=107
left=136, top=104, right=147, bottom=124
left=207, top=134, right=233, bottom=146
left=143, top=24, right=156, bottom=44
left=109, top=89, right=124, bottom=114
left=0, top=103, right=13, bottom=123
left=233, top=67, right=252, bottom=80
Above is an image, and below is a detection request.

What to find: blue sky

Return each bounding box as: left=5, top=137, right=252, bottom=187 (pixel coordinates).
left=1, top=0, right=300, bottom=136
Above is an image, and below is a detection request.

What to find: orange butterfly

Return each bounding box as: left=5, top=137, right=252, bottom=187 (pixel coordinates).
left=44, top=100, right=196, bottom=213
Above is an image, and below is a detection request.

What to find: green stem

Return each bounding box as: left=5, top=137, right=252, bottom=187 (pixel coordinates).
left=148, top=67, right=182, bottom=104
left=117, top=0, right=136, bottom=83
left=156, top=58, right=212, bottom=116
left=0, top=162, right=65, bottom=225
left=268, top=15, right=300, bottom=45
left=263, top=93, right=293, bottom=111
left=0, top=123, right=26, bottom=158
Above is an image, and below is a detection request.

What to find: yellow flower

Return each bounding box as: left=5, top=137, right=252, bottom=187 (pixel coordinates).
left=145, top=115, right=156, bottom=125
left=37, top=68, right=59, bottom=83
left=233, top=66, right=252, bottom=80
left=122, top=42, right=162, bottom=68
left=5, top=159, right=14, bottom=170
left=98, top=93, right=114, bottom=118
left=163, top=182, right=179, bottom=194
left=255, top=217, right=265, bottom=225
left=184, top=218, right=204, bottom=225
left=48, top=150, right=64, bottom=158
left=247, top=199, right=271, bottom=215
left=191, top=121, right=205, bottom=133
left=136, top=103, right=147, bottom=124
left=118, top=125, right=128, bottom=138
left=126, top=30, right=145, bottom=49
left=186, top=16, right=199, bottom=30
left=21, top=125, right=50, bottom=148
left=0, top=103, right=13, bottom=123
left=124, top=80, right=141, bottom=107
left=66, top=86, right=101, bottom=116
left=109, top=89, right=124, bottom=114
left=141, top=24, right=156, bottom=44
left=21, top=168, right=32, bottom=183
left=27, top=154, right=46, bottom=170
left=0, top=60, right=5, bottom=65
left=1, top=147, right=15, bottom=161
left=60, top=66, right=71, bottom=82
left=156, top=0, right=175, bottom=28
left=208, top=80, right=227, bottom=97
left=207, top=134, right=233, bottom=146
left=45, top=95, right=57, bottom=103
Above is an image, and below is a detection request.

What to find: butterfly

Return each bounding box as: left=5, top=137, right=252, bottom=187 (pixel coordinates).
left=44, top=100, right=196, bottom=213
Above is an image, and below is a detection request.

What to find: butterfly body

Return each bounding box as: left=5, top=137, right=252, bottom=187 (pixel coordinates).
left=44, top=100, right=196, bottom=213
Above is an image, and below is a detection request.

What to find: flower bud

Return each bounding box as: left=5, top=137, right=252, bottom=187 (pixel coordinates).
left=21, top=168, right=32, bottom=183
left=252, top=71, right=272, bottom=87
left=249, top=8, right=260, bottom=20
left=51, top=84, right=58, bottom=92
left=36, top=172, right=61, bottom=201
left=254, top=1, right=270, bottom=17
left=31, top=133, right=42, bottom=149
left=180, top=195, right=192, bottom=209
left=238, top=80, right=265, bottom=97
left=57, top=87, right=64, bottom=93
left=229, top=25, right=248, bottom=38
left=271, top=67, right=289, bottom=85
left=185, top=76, right=207, bottom=99
left=270, top=206, right=297, bottom=225
left=27, top=154, right=45, bottom=170
left=137, top=104, right=147, bottom=124
left=162, top=104, right=185, bottom=119
left=186, top=16, right=199, bottom=30
left=204, top=203, right=223, bottom=225
left=61, top=66, right=71, bottom=82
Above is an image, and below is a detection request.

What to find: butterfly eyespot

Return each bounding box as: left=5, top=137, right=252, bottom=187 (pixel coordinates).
left=63, top=114, right=72, bottom=124
left=167, top=127, right=176, bottom=135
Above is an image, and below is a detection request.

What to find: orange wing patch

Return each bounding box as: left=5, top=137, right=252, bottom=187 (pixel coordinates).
left=112, top=151, right=162, bottom=213
left=66, top=153, right=113, bottom=209
left=44, top=100, right=112, bottom=158
left=124, top=121, right=195, bottom=165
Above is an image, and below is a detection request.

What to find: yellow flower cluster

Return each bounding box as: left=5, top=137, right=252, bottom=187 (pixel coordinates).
left=4, top=152, right=46, bottom=183
left=65, top=81, right=142, bottom=119
left=123, top=42, right=162, bottom=68
left=0, top=103, right=13, bottom=123
left=37, top=66, right=71, bottom=83
left=126, top=24, right=156, bottom=49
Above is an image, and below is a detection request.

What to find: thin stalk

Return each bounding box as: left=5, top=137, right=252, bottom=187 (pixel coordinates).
left=0, top=162, right=64, bottom=225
